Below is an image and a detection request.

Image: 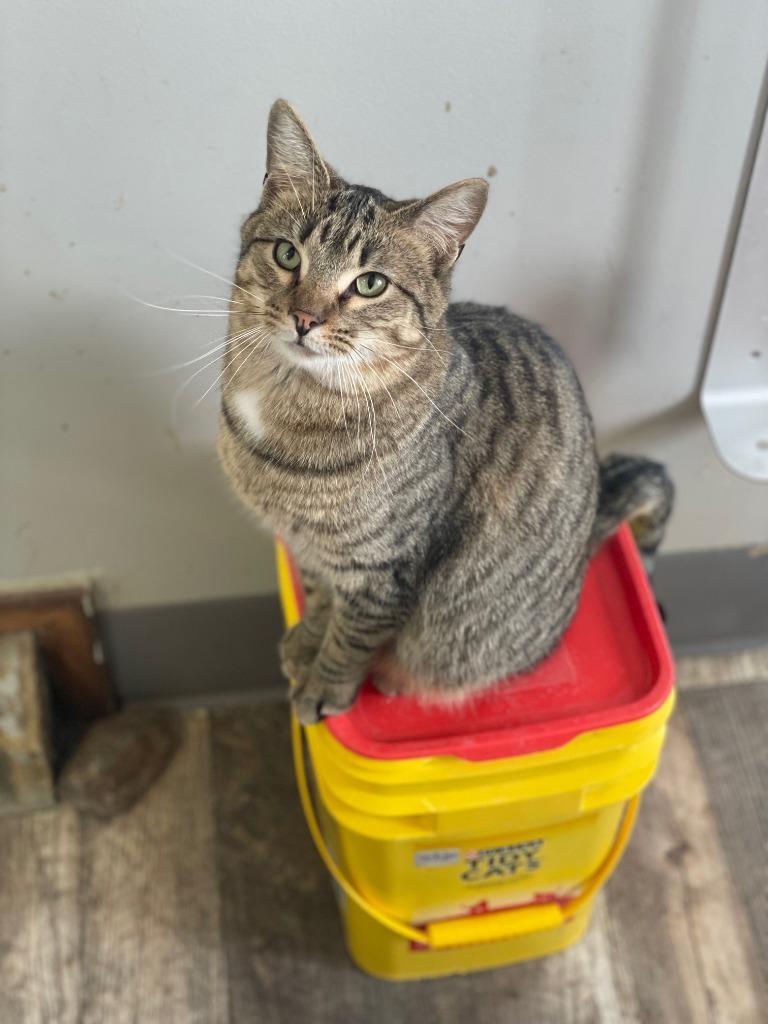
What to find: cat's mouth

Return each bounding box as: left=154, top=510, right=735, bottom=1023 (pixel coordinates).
left=290, top=335, right=320, bottom=356
left=280, top=333, right=321, bottom=361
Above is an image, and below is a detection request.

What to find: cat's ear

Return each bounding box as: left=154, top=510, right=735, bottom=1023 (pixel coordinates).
left=264, top=99, right=331, bottom=194
left=407, top=179, right=488, bottom=266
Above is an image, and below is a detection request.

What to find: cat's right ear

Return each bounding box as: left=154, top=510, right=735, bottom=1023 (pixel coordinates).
left=263, top=100, right=331, bottom=197
left=406, top=178, right=489, bottom=269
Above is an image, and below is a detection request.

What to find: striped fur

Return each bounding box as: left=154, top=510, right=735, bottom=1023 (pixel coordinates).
left=217, top=101, right=673, bottom=724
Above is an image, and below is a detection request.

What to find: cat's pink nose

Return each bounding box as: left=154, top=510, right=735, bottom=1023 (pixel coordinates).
left=292, top=310, right=323, bottom=337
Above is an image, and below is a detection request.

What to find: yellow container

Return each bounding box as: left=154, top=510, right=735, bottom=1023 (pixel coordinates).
left=279, top=526, right=675, bottom=980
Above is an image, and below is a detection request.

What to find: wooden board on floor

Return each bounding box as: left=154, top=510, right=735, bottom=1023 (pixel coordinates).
left=0, top=804, right=82, bottom=1024
left=682, top=681, right=768, bottom=980
left=0, top=711, right=229, bottom=1024
left=676, top=645, right=768, bottom=691
left=604, top=708, right=766, bottom=1023
left=77, top=710, right=228, bottom=1024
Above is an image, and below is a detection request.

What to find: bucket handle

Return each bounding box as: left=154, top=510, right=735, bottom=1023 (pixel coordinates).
left=291, top=713, right=641, bottom=950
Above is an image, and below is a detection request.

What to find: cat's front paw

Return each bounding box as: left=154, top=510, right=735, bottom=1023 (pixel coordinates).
left=290, top=675, right=360, bottom=726
left=279, top=622, right=319, bottom=686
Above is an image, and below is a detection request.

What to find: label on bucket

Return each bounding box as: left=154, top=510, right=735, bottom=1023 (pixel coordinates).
left=414, top=848, right=461, bottom=868
left=460, top=840, right=544, bottom=884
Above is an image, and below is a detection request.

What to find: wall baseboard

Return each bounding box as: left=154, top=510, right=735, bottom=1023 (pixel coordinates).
left=100, top=547, right=768, bottom=702
left=100, top=594, right=285, bottom=703
left=652, top=546, right=768, bottom=656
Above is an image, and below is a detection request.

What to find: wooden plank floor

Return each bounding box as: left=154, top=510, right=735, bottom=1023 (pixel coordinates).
left=0, top=662, right=766, bottom=1023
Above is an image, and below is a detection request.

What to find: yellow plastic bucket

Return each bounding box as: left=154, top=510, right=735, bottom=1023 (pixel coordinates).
left=278, top=526, right=675, bottom=980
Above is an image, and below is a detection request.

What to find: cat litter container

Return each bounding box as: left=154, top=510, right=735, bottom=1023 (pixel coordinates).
left=277, top=525, right=675, bottom=980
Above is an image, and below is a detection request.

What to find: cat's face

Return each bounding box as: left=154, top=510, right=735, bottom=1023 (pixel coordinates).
left=231, top=101, right=487, bottom=380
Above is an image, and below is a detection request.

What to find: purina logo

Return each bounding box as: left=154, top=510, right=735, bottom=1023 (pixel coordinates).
left=460, top=840, right=544, bottom=883
left=414, top=848, right=461, bottom=868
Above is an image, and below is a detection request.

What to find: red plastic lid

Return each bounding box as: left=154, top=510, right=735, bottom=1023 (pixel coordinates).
left=288, top=525, right=674, bottom=761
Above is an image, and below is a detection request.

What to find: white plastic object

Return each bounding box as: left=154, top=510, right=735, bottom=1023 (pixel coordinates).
left=701, top=95, right=768, bottom=482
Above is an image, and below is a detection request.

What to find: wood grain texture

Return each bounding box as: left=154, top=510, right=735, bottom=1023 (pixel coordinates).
left=683, top=681, right=768, bottom=981
left=604, top=708, right=767, bottom=1023
left=0, top=631, right=55, bottom=814
left=676, top=644, right=768, bottom=691
left=0, top=588, right=115, bottom=718
left=210, top=704, right=353, bottom=1024
left=0, top=805, right=82, bottom=1024
left=1, top=693, right=766, bottom=1023
left=211, top=703, right=768, bottom=1023
left=0, top=711, right=229, bottom=1024
left=77, top=710, right=228, bottom=1024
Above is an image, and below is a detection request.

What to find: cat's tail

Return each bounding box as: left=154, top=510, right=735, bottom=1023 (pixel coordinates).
left=591, top=453, right=674, bottom=563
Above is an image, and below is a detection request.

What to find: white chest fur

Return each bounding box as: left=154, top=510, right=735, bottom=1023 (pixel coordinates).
left=232, top=388, right=267, bottom=441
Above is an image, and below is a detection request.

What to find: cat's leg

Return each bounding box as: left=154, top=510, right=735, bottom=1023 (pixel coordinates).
left=279, top=568, right=332, bottom=687
left=290, top=591, right=399, bottom=725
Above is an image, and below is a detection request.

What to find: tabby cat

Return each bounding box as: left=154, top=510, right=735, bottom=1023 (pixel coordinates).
left=217, top=100, right=673, bottom=725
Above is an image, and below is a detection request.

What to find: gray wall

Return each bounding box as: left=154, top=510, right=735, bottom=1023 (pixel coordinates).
left=2, top=1, right=767, bottom=611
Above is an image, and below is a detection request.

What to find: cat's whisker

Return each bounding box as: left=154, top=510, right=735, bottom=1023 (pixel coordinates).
left=354, top=328, right=446, bottom=365
left=350, top=361, right=393, bottom=494
left=173, top=294, right=245, bottom=305
left=143, top=340, right=233, bottom=377
left=217, top=328, right=275, bottom=398
left=349, top=361, right=376, bottom=478
left=357, top=343, right=472, bottom=439
left=120, top=288, right=236, bottom=317
left=392, top=339, right=426, bottom=352
left=169, top=253, right=270, bottom=308
left=424, top=321, right=489, bottom=332
left=341, top=346, right=380, bottom=454
left=354, top=331, right=426, bottom=358
left=311, top=153, right=316, bottom=215
left=379, top=339, right=421, bottom=352
left=335, top=360, right=351, bottom=437
left=266, top=194, right=303, bottom=235
left=359, top=366, right=395, bottom=496
left=413, top=327, right=448, bottom=365
left=144, top=321, right=267, bottom=377
left=171, top=328, right=265, bottom=419
left=344, top=362, right=363, bottom=454
left=172, top=294, right=247, bottom=312
left=191, top=332, right=268, bottom=409
left=278, top=161, right=307, bottom=220
left=322, top=361, right=341, bottom=423
left=188, top=333, right=260, bottom=388
left=363, top=361, right=405, bottom=424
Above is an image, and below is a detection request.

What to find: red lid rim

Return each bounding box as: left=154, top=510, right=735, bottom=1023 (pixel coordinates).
left=284, top=525, right=675, bottom=762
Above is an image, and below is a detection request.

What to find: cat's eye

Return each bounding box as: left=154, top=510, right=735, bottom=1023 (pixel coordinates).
left=355, top=272, right=388, bottom=298
left=274, top=240, right=301, bottom=271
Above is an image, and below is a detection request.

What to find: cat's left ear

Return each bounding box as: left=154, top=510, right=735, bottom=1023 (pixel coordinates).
left=264, top=99, right=331, bottom=194
left=407, top=179, right=489, bottom=266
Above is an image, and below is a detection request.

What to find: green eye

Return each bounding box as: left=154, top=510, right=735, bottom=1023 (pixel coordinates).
left=355, top=272, right=388, bottom=298
left=274, top=240, right=301, bottom=270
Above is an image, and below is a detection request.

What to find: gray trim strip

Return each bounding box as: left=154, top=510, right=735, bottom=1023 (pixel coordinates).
left=101, top=548, right=768, bottom=701
left=653, top=546, right=768, bottom=656
left=100, top=594, right=284, bottom=703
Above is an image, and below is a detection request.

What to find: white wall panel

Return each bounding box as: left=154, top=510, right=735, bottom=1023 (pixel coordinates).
left=1, top=1, right=766, bottom=608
